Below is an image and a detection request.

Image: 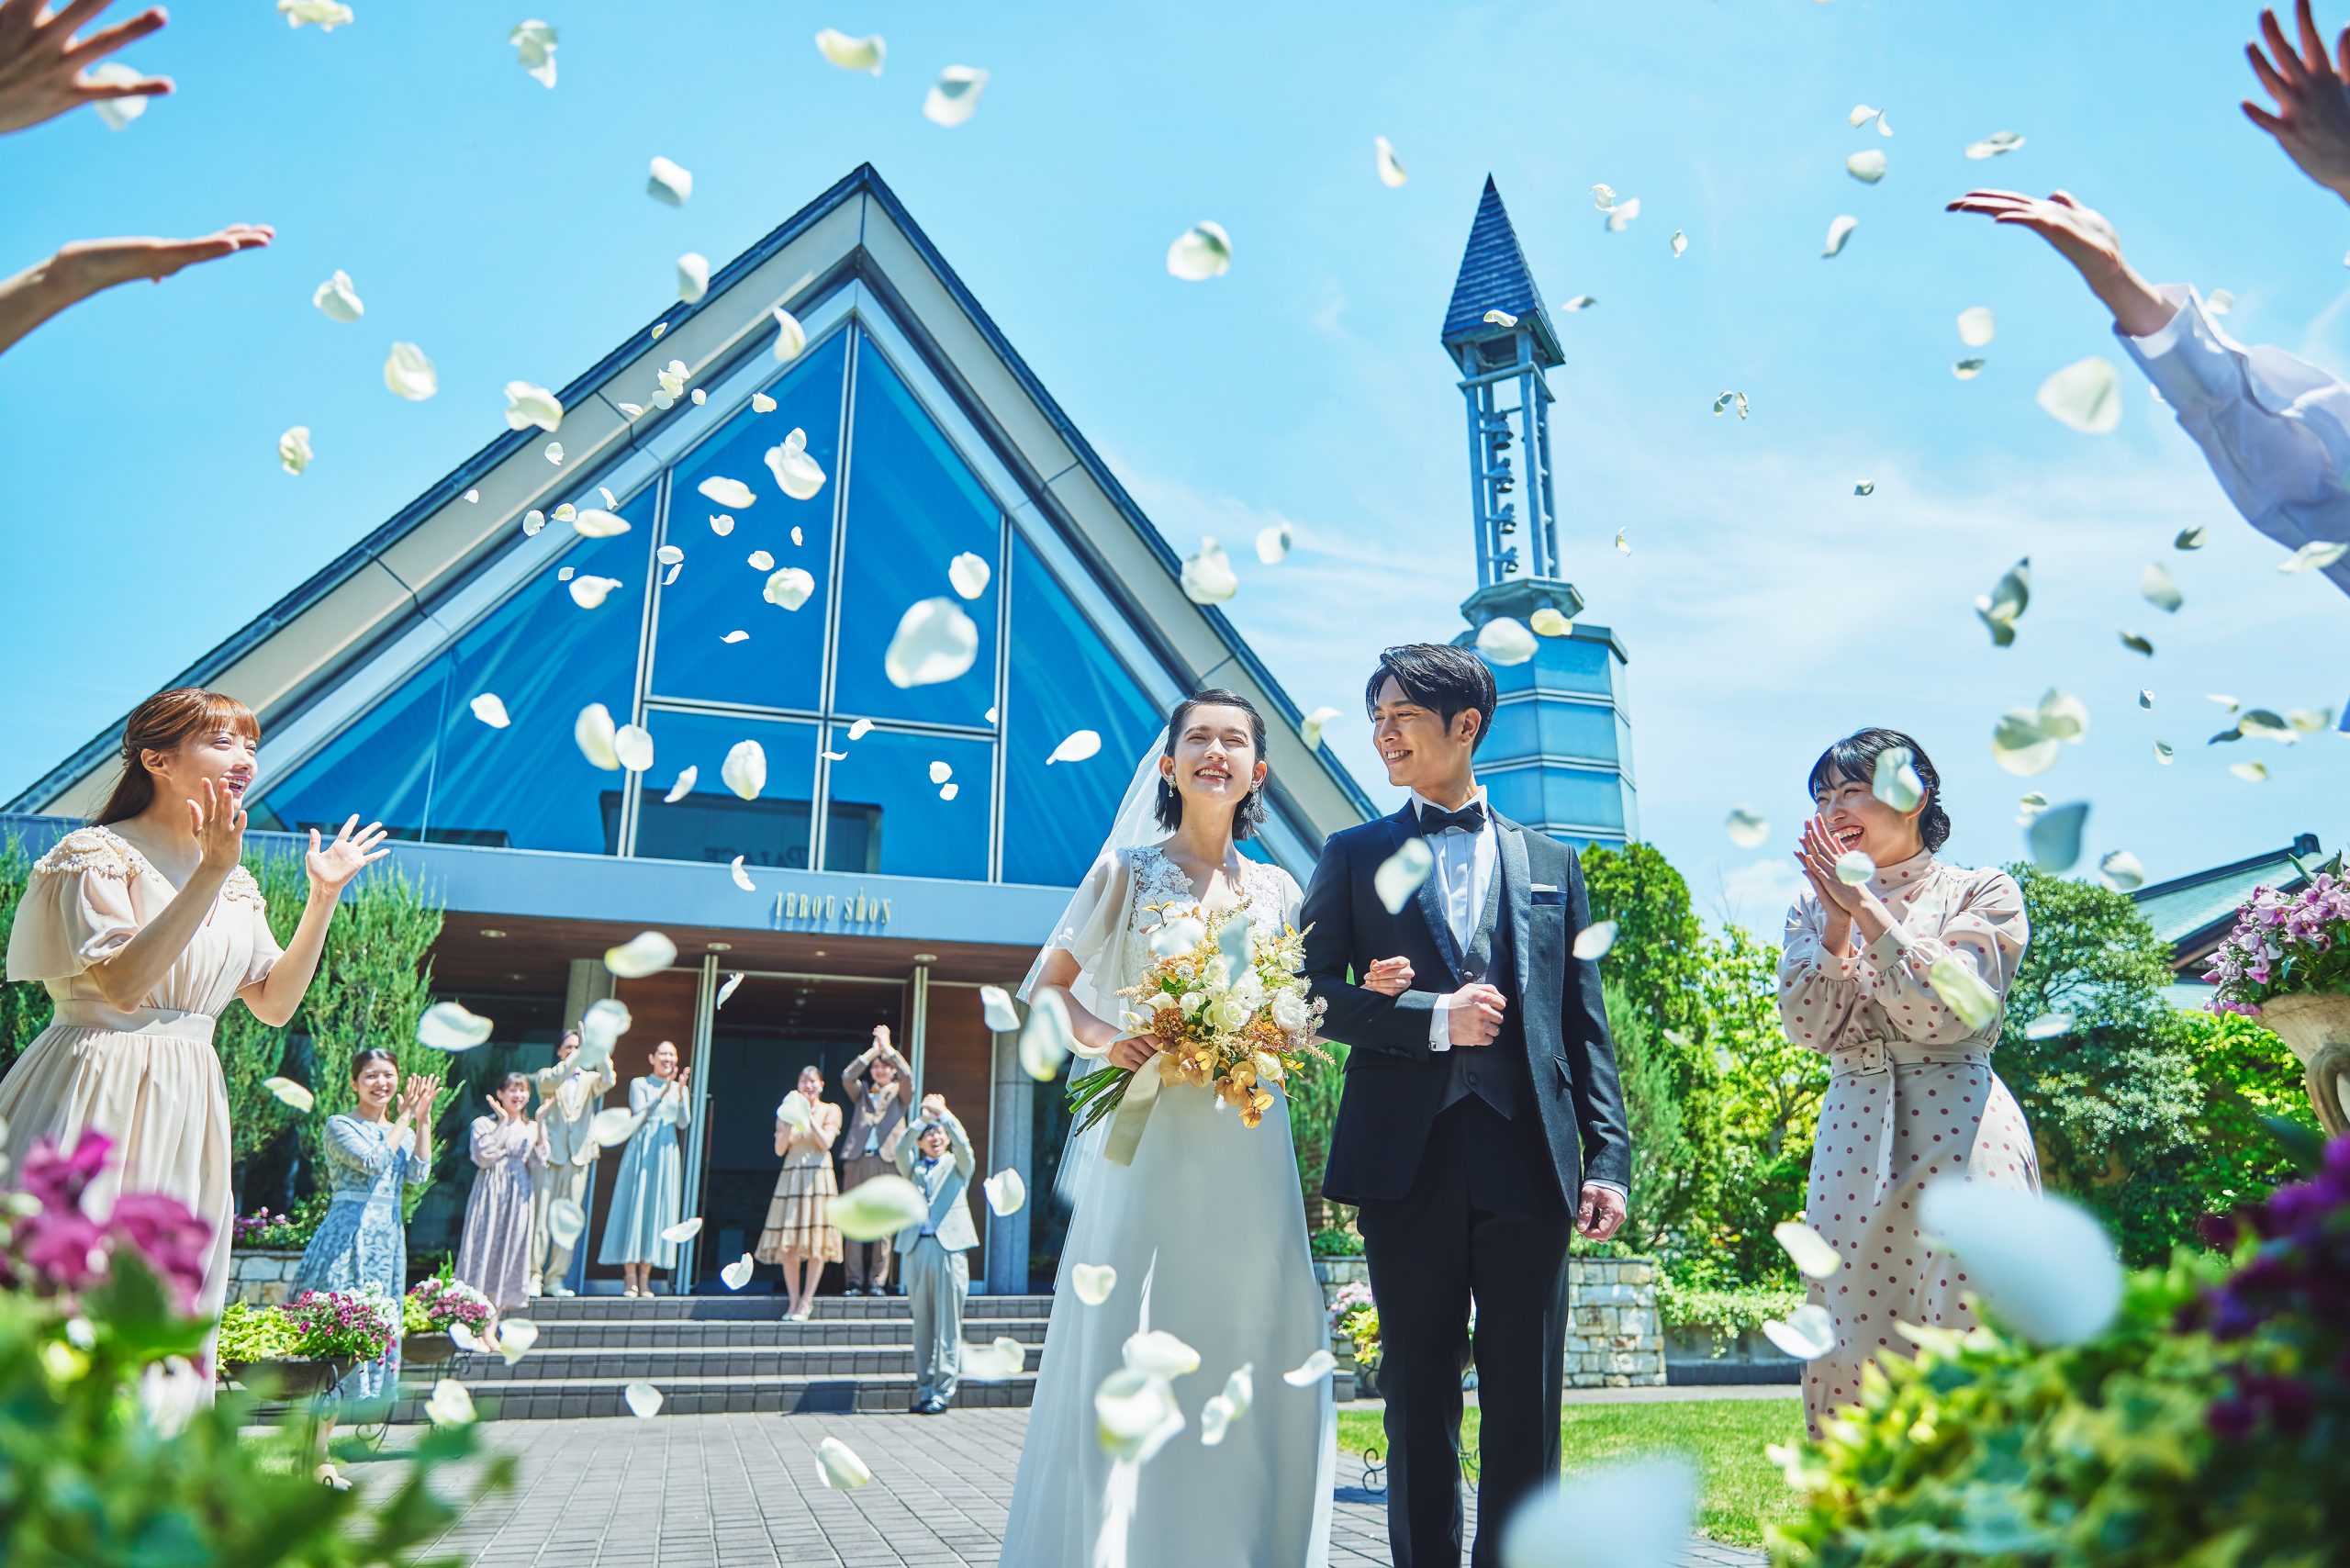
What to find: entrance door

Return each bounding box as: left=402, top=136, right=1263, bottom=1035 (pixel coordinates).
left=583, top=968, right=702, bottom=1287
left=689, top=973, right=903, bottom=1292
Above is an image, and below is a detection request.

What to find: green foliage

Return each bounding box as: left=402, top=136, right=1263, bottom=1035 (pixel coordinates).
left=1694, top=923, right=1825, bottom=1288
left=214, top=850, right=311, bottom=1170
left=1308, top=1226, right=1362, bottom=1258
left=0, top=834, right=54, bottom=1080
left=216, top=1300, right=304, bottom=1362
left=1291, top=1035, right=1350, bottom=1234
left=1657, top=1275, right=1807, bottom=1340
left=1605, top=977, right=1689, bottom=1255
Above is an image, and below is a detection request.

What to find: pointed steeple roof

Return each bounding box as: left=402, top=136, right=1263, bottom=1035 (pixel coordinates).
left=1440, top=175, right=1563, bottom=366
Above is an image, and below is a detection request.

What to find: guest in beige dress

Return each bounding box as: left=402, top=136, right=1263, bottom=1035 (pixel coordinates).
left=455, top=1072, right=550, bottom=1313
left=837, top=1026, right=910, bottom=1296
left=1779, top=727, right=2039, bottom=1437
left=755, top=1064, right=843, bottom=1320
left=0, top=688, right=388, bottom=1373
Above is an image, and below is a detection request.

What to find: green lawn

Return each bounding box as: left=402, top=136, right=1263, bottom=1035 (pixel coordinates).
left=1337, top=1396, right=1804, bottom=1549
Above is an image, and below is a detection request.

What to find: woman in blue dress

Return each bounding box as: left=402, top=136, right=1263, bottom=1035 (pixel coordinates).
left=597, top=1038, right=692, bottom=1297
left=290, top=1047, right=442, bottom=1470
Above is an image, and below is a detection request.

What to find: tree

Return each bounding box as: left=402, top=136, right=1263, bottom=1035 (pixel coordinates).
left=1602, top=978, right=1686, bottom=1256
left=1695, top=921, right=1826, bottom=1286
left=0, top=834, right=51, bottom=1080
left=212, top=850, right=308, bottom=1178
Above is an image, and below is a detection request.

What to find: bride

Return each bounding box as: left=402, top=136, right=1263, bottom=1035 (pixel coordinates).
left=1002, top=688, right=1404, bottom=1568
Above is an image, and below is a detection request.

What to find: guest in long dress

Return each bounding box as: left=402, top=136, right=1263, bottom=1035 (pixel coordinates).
left=290, top=1047, right=443, bottom=1482
left=0, top=688, right=388, bottom=1379
left=837, top=1026, right=910, bottom=1296
left=530, top=1029, right=615, bottom=1298
left=1778, top=728, right=2039, bottom=1438
left=755, top=1065, right=843, bottom=1321
left=597, top=1040, right=692, bottom=1298
left=454, top=1071, right=548, bottom=1315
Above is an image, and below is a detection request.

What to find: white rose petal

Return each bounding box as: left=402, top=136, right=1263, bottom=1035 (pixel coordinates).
left=1563, top=295, right=1596, bottom=310
left=1071, top=1263, right=1116, bottom=1305
left=1965, top=130, right=2026, bottom=160
left=660, top=1217, right=703, bottom=1245
left=1606, top=196, right=1642, bottom=232
left=1724, top=807, right=1769, bottom=849
left=923, top=65, right=988, bottom=126
left=1773, top=1221, right=1842, bottom=1279
left=1919, top=1181, right=2120, bottom=1345
left=425, top=1378, right=476, bottom=1427
left=730, top=855, right=755, bottom=892
left=2023, top=1011, right=2074, bottom=1041
left=749, top=391, right=778, bottom=415
left=418, top=1000, right=495, bottom=1051
left=721, top=1253, right=755, bottom=1290
left=1925, top=952, right=2002, bottom=1029
left=1834, top=850, right=1876, bottom=885
left=848, top=718, right=874, bottom=741
left=765, top=429, right=827, bottom=499
left=492, top=1318, right=539, bottom=1365
left=385, top=342, right=438, bottom=400
left=2098, top=850, right=2146, bottom=891
left=1019, top=989, right=1075, bottom=1081
left=503, top=380, right=563, bottom=432
left=771, top=305, right=807, bottom=363
left=746, top=550, right=776, bottom=572
left=311, top=268, right=364, bottom=322
left=509, top=19, right=556, bottom=86
left=572, top=510, right=630, bottom=539
left=1475, top=616, right=1538, bottom=666
left=2140, top=561, right=2184, bottom=612
left=2280, top=539, right=2349, bottom=573
left=1871, top=746, right=1924, bottom=812
left=1046, top=730, right=1101, bottom=766
left=722, top=740, right=767, bottom=800
left=677, top=252, right=711, bottom=305
left=1281, top=1349, right=1336, bottom=1387
left=1374, top=135, right=1408, bottom=186
left=815, top=28, right=885, bottom=73
left=548, top=1197, right=588, bottom=1244
left=624, top=1381, right=665, bottom=1418
left=278, top=0, right=353, bottom=29
left=962, top=1336, right=1026, bottom=1380
left=1095, top=1366, right=1183, bottom=1462
left=1300, top=705, right=1340, bottom=749
left=698, top=476, right=756, bottom=510
left=1760, top=1305, right=1836, bottom=1361
left=544, top=441, right=564, bottom=465
left=1497, top=1457, right=1698, bottom=1568
left=1201, top=1364, right=1253, bottom=1446
left=1957, top=307, right=1996, bottom=347
left=1483, top=308, right=1519, bottom=327
left=647, top=156, right=693, bottom=207
left=1845, top=149, right=1886, bottom=183
left=1123, top=1330, right=1201, bottom=1380
left=1375, top=838, right=1434, bottom=913
left=1822, top=215, right=1858, bottom=257
left=468, top=693, right=510, bottom=729
left=605, top=931, right=677, bottom=979
left=2037, top=356, right=2121, bottom=432
left=715, top=973, right=744, bottom=1011
left=884, top=598, right=979, bottom=688
left=278, top=426, right=313, bottom=476
left=85, top=62, right=151, bottom=129
left=2231, top=759, right=2271, bottom=783
left=763, top=567, right=816, bottom=611
left=947, top=551, right=992, bottom=599
left=979, top=985, right=1021, bottom=1033
left=567, top=576, right=621, bottom=609
left=1167, top=221, right=1234, bottom=281
left=983, top=1169, right=1026, bottom=1216
left=575, top=703, right=621, bottom=769
left=1670, top=230, right=1688, bottom=257
left=662, top=767, right=698, bottom=803
left=608, top=724, right=652, bottom=773
left=833, top=1174, right=928, bottom=1240
left=814, top=1434, right=871, bottom=1488
left=1180, top=537, right=1239, bottom=603
left=263, top=1077, right=314, bottom=1114
left=1572, top=920, right=1617, bottom=961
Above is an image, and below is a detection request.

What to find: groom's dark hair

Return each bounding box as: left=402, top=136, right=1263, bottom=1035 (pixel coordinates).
left=1365, top=644, right=1495, bottom=753
left=1153, top=688, right=1270, bottom=839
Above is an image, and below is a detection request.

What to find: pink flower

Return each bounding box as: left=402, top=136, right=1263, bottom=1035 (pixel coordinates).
left=109, top=1191, right=212, bottom=1312
left=19, top=1132, right=115, bottom=1214
left=17, top=1207, right=107, bottom=1292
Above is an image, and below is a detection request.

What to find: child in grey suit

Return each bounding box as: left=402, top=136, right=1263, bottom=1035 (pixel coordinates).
left=894, top=1094, right=977, bottom=1415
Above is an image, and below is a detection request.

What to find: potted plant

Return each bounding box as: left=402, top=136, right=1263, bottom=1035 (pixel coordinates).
left=402, top=1269, right=494, bottom=1368
left=2207, top=854, right=2350, bottom=1135
left=218, top=1289, right=397, bottom=1399
left=1328, top=1282, right=1382, bottom=1399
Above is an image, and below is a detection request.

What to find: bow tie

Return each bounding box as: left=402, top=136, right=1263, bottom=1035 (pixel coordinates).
left=1416, top=801, right=1487, bottom=836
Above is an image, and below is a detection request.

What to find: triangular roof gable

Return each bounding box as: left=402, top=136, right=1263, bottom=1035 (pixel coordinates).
left=14, top=164, right=1373, bottom=846
left=1440, top=175, right=1564, bottom=364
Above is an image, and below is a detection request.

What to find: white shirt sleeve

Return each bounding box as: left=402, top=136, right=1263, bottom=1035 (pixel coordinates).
left=2120, top=284, right=2350, bottom=596
left=1428, top=994, right=1451, bottom=1051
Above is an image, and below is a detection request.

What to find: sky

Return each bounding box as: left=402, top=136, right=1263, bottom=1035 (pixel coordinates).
left=3, top=0, right=2345, bottom=934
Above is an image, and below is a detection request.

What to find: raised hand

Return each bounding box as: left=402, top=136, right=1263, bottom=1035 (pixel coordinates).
left=1944, top=190, right=2175, bottom=336
left=189, top=777, right=246, bottom=874
left=2245, top=1, right=2350, bottom=200
left=1794, top=816, right=1864, bottom=915
left=0, top=0, right=172, bottom=137
left=307, top=815, right=390, bottom=898
left=920, top=1092, right=946, bottom=1121
left=487, top=1093, right=513, bottom=1123
left=1362, top=956, right=1415, bottom=997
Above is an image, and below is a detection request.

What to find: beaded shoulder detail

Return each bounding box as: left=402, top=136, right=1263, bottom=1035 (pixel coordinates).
left=32, top=826, right=147, bottom=881
left=220, top=866, right=267, bottom=910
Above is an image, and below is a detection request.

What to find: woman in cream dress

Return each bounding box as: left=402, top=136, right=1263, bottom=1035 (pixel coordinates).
left=1779, top=727, right=2039, bottom=1437
left=755, top=1064, right=843, bottom=1320
left=0, top=688, right=387, bottom=1364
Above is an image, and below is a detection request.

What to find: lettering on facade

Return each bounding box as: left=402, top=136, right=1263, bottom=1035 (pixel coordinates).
left=770, top=887, right=892, bottom=929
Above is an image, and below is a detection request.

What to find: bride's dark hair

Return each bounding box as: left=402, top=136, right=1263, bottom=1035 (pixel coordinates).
left=1153, top=688, right=1270, bottom=840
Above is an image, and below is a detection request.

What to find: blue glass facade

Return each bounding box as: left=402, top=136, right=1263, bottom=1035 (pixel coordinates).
left=250, top=323, right=1165, bottom=890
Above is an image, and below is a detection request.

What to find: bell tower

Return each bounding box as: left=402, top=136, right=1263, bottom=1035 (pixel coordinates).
left=1441, top=176, right=1638, bottom=847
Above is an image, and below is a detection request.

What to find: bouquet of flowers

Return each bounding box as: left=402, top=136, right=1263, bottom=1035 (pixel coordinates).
left=1066, top=901, right=1330, bottom=1136
left=404, top=1268, right=495, bottom=1338
left=284, top=1287, right=399, bottom=1365
left=2206, top=853, right=2350, bottom=1016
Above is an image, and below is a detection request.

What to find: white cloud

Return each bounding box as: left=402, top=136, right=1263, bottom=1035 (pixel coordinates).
left=1715, top=858, right=1808, bottom=935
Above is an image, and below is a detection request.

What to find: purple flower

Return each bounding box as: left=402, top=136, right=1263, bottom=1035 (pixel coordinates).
left=109, top=1191, right=212, bottom=1312
left=17, top=1208, right=107, bottom=1292
left=2205, top=1395, right=2257, bottom=1441
left=18, top=1132, right=115, bottom=1214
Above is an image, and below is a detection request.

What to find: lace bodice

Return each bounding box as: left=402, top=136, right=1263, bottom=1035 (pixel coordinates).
left=1109, top=844, right=1304, bottom=995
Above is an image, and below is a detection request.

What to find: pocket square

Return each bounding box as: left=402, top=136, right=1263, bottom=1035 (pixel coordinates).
left=1530, top=883, right=1559, bottom=893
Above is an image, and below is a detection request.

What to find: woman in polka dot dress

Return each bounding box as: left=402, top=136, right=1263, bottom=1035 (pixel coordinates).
left=1778, top=727, right=2038, bottom=1437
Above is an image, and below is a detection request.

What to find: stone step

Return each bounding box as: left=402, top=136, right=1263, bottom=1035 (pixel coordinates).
left=478, top=1317, right=1052, bottom=1351
left=447, top=1341, right=1035, bottom=1383
left=391, top=1371, right=1042, bottom=1421
left=515, top=1294, right=1055, bottom=1323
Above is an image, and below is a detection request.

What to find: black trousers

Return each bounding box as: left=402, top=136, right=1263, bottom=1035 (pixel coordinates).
left=1357, top=1096, right=1572, bottom=1568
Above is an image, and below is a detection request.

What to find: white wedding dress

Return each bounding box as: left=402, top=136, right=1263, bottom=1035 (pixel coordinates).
left=1000, top=841, right=1337, bottom=1568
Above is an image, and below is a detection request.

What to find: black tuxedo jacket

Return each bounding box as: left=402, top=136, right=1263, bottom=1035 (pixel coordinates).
left=1304, top=801, right=1632, bottom=1209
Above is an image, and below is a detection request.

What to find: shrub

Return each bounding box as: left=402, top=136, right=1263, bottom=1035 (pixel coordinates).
left=229, top=1208, right=304, bottom=1249
left=1309, top=1226, right=1363, bottom=1258
left=1657, top=1275, right=1807, bottom=1343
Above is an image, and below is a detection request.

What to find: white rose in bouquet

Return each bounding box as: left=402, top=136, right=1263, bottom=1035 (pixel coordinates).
left=1270, top=991, right=1311, bottom=1034
left=1230, top=971, right=1267, bottom=1012
left=1212, top=997, right=1251, bottom=1032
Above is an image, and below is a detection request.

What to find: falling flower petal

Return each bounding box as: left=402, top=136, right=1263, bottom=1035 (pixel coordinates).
left=1295, top=705, right=1342, bottom=751
left=1591, top=185, right=1617, bottom=211
left=721, top=1253, right=755, bottom=1289
left=384, top=342, right=437, bottom=400
left=1483, top=308, right=1519, bottom=327
left=263, top=1077, right=314, bottom=1114
left=1281, top=1349, right=1336, bottom=1387
left=1095, top=1366, right=1183, bottom=1462
left=1254, top=524, right=1294, bottom=566
left=1822, top=216, right=1857, bottom=257
left=1563, top=295, right=1596, bottom=310
left=660, top=1217, right=703, bottom=1245
left=1852, top=480, right=1874, bottom=497
left=647, top=156, right=693, bottom=207
left=791, top=525, right=804, bottom=546
left=963, top=1336, right=1026, bottom=1380
left=624, top=1381, right=665, bottom=1418
left=730, top=855, right=755, bottom=892
left=1167, top=221, right=1234, bottom=281
left=979, top=985, right=1020, bottom=1033
left=2140, top=562, right=2183, bottom=611
left=2023, top=1011, right=2074, bottom=1040
left=2037, top=357, right=2122, bottom=432
left=925, top=759, right=954, bottom=787
left=2170, top=524, right=2209, bottom=551
left=815, top=28, right=885, bottom=73
left=1834, top=849, right=1875, bottom=885
left=746, top=550, right=775, bottom=572
left=425, top=1378, right=476, bottom=1427
left=1871, top=746, right=1924, bottom=811
left=1845, top=150, right=1886, bottom=183
left=278, top=1, right=353, bottom=29
left=1200, top=1364, right=1252, bottom=1446
left=1500, top=1457, right=1697, bottom=1568
left=1476, top=617, right=1538, bottom=666
left=605, top=931, right=677, bottom=979
left=2154, top=740, right=2174, bottom=763
left=1572, top=920, right=1617, bottom=961
left=1670, top=230, right=1688, bottom=257
left=812, top=1433, right=871, bottom=1488
left=1974, top=556, right=2031, bottom=647
left=1919, top=1180, right=2119, bottom=1345
left=509, top=19, right=556, bottom=86
left=1953, top=358, right=1987, bottom=379
left=948, top=551, right=992, bottom=599
left=716, top=972, right=744, bottom=1009
left=2230, top=760, right=2270, bottom=782
left=658, top=767, right=698, bottom=805
left=1047, top=730, right=1102, bottom=767
left=548, top=1197, right=587, bottom=1245
left=1605, top=197, right=1641, bottom=232
left=677, top=252, right=710, bottom=305
left=656, top=544, right=684, bottom=568
left=722, top=740, right=767, bottom=800
left=923, top=64, right=987, bottom=125
left=418, top=1000, right=495, bottom=1051
left=983, top=1169, right=1026, bottom=1216
left=763, top=567, right=816, bottom=611
left=277, top=426, right=313, bottom=476
left=1376, top=838, right=1435, bottom=914
left=885, top=598, right=980, bottom=688
left=553, top=504, right=576, bottom=523
left=84, top=62, right=151, bottom=129
left=575, top=703, right=621, bottom=769
left=2025, top=800, right=2087, bottom=871
left=1072, top=1263, right=1116, bottom=1305
left=2120, top=629, right=2154, bottom=656
left=1847, top=103, right=1879, bottom=126
left=1957, top=307, right=1996, bottom=347
left=2280, top=539, right=2349, bottom=572
left=1724, top=807, right=1769, bottom=848
left=503, top=380, right=563, bottom=432
left=834, top=1174, right=928, bottom=1239
left=1773, top=1221, right=1842, bottom=1279
left=1528, top=608, right=1573, bottom=638
left=2098, top=849, right=2145, bottom=891
left=545, top=442, right=564, bottom=465
left=568, top=576, right=621, bottom=609
left=1926, top=953, right=2002, bottom=1029
left=465, top=693, right=511, bottom=730
left=312, top=269, right=364, bottom=322
left=1761, top=1304, right=1836, bottom=1361
left=572, top=510, right=630, bottom=539
left=1965, top=130, right=2025, bottom=159
left=751, top=391, right=777, bottom=414
left=771, top=305, right=807, bottom=363
left=1373, top=135, right=1408, bottom=186
left=492, top=1318, right=539, bottom=1365
left=1019, top=989, right=1074, bottom=1081
left=766, top=429, right=827, bottom=499
left=1180, top=538, right=1238, bottom=603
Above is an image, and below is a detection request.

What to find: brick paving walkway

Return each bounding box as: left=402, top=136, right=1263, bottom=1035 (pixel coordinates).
left=356, top=1407, right=1767, bottom=1567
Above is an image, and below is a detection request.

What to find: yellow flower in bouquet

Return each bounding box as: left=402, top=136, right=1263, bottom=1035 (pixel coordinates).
left=1067, top=902, right=1330, bottom=1134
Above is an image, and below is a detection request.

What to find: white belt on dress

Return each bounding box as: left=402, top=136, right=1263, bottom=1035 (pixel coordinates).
left=50, top=1001, right=217, bottom=1044
left=1827, top=1036, right=1988, bottom=1204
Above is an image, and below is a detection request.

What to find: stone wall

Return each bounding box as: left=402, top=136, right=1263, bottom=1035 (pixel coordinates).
left=226, top=1248, right=307, bottom=1307
left=1314, top=1253, right=1666, bottom=1391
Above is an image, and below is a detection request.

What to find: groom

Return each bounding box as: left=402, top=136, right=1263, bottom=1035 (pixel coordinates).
left=1304, top=643, right=1632, bottom=1568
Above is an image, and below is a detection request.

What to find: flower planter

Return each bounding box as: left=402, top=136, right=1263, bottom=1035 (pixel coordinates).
left=218, top=1356, right=352, bottom=1400
left=400, top=1332, right=458, bottom=1368
left=1351, top=1358, right=1383, bottom=1400
left=2252, top=991, right=2350, bottom=1136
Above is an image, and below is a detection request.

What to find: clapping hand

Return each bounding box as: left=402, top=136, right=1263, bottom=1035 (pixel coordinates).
left=307, top=814, right=391, bottom=900
left=920, top=1092, right=946, bottom=1122
left=1362, top=956, right=1415, bottom=997
left=399, top=1073, right=443, bottom=1123
left=1794, top=817, right=1864, bottom=913
left=189, top=777, right=247, bottom=875
left=2245, top=2, right=2350, bottom=201
left=0, top=0, right=172, bottom=137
